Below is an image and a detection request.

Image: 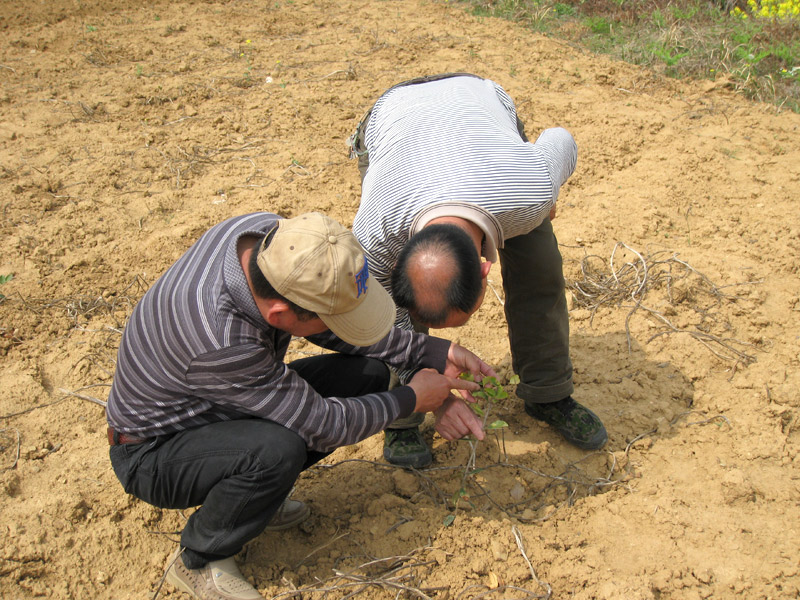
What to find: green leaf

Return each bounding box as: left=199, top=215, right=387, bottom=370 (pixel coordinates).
left=486, top=420, right=508, bottom=430
left=470, top=404, right=485, bottom=417
left=459, top=372, right=475, bottom=382
left=452, top=488, right=468, bottom=504
left=508, top=374, right=520, bottom=385
left=0, top=274, right=14, bottom=285
left=443, top=514, right=456, bottom=527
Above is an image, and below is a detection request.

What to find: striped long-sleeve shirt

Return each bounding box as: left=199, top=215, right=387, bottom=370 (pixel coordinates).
left=106, top=212, right=450, bottom=453
left=352, top=75, right=577, bottom=331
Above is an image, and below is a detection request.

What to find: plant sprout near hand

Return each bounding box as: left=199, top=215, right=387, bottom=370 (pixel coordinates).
left=460, top=372, right=519, bottom=433
left=444, top=372, right=519, bottom=526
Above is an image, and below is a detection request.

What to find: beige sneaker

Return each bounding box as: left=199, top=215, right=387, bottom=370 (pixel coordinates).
left=263, top=498, right=310, bottom=531
left=165, top=548, right=263, bottom=600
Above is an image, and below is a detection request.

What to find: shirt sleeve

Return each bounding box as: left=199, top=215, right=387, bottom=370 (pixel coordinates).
left=184, top=343, right=411, bottom=453
left=308, top=326, right=450, bottom=387
left=533, top=127, right=578, bottom=194
left=307, top=327, right=449, bottom=372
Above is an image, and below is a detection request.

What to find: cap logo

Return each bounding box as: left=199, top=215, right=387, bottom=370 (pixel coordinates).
left=355, top=256, right=369, bottom=298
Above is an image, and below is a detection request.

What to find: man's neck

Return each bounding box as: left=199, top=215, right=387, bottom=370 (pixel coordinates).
left=238, top=235, right=274, bottom=323
left=426, top=216, right=484, bottom=256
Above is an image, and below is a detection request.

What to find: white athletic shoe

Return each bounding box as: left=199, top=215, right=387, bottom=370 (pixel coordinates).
left=165, top=548, right=263, bottom=600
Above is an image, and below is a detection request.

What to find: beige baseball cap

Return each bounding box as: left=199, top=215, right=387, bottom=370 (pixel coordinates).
left=256, top=212, right=396, bottom=346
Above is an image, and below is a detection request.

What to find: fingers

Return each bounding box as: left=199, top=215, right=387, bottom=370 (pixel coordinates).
left=436, top=413, right=485, bottom=441
left=446, top=343, right=497, bottom=382
left=447, top=376, right=480, bottom=393
left=434, top=396, right=487, bottom=441
left=464, top=415, right=486, bottom=440
left=454, top=388, right=476, bottom=403
left=435, top=422, right=458, bottom=441
left=475, top=359, right=497, bottom=380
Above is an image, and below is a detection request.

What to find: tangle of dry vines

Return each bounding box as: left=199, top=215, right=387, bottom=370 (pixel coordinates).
left=566, top=242, right=760, bottom=365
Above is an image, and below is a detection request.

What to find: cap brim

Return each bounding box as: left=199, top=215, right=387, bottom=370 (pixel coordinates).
left=318, top=275, right=395, bottom=346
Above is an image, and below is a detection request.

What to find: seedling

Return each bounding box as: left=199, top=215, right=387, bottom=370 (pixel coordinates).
left=0, top=274, right=13, bottom=301
left=443, top=372, right=519, bottom=526
left=459, top=372, right=518, bottom=433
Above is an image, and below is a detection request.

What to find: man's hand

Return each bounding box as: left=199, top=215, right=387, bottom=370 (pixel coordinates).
left=408, top=368, right=479, bottom=413
left=444, top=343, right=497, bottom=401
left=434, top=395, right=486, bottom=441
left=549, top=204, right=557, bottom=221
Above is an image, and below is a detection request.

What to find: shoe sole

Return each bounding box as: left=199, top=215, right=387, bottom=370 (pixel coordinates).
left=566, top=427, right=608, bottom=450
left=165, top=564, right=199, bottom=599
left=263, top=502, right=310, bottom=531
left=382, top=448, right=432, bottom=469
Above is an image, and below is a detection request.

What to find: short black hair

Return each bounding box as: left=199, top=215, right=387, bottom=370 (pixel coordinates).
left=249, top=234, right=318, bottom=321
left=391, top=224, right=482, bottom=327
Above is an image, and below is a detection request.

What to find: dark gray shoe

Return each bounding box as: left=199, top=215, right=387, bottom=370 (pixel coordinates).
left=525, top=396, right=608, bottom=450
left=383, top=427, right=432, bottom=468
left=264, top=499, right=310, bottom=531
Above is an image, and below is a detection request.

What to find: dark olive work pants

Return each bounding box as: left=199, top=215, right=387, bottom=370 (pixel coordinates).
left=109, top=354, right=389, bottom=569
left=351, top=73, right=573, bottom=431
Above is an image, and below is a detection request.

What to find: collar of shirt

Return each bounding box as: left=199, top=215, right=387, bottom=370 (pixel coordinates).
left=410, top=202, right=504, bottom=262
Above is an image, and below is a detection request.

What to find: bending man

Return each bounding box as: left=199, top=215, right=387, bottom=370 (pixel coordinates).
left=350, top=73, right=608, bottom=469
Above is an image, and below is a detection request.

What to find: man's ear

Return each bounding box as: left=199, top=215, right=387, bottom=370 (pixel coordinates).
left=264, top=300, right=295, bottom=329
left=480, top=260, right=493, bottom=279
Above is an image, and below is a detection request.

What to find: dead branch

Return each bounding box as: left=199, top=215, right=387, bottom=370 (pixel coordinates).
left=57, top=386, right=108, bottom=408
left=512, top=525, right=552, bottom=599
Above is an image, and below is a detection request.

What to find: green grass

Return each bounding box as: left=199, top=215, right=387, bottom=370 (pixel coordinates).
left=450, top=0, right=800, bottom=112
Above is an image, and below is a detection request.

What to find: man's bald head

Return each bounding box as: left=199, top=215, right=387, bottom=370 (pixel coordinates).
left=391, top=224, right=484, bottom=328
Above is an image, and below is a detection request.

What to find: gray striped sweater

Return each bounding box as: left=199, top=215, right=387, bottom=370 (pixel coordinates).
left=106, top=213, right=449, bottom=452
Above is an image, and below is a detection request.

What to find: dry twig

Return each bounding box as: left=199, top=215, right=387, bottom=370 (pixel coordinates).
left=512, top=525, right=552, bottom=599
left=271, top=548, right=441, bottom=600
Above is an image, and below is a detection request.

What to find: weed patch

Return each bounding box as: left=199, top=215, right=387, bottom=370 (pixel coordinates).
left=449, top=0, right=800, bottom=111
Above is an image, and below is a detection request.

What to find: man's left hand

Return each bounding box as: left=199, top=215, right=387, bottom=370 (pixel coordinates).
left=444, top=343, right=496, bottom=402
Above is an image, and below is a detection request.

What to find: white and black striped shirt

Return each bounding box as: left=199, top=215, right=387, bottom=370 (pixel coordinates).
left=353, top=76, right=577, bottom=330
left=106, top=213, right=449, bottom=452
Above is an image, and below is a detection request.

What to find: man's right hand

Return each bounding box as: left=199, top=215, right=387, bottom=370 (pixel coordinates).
left=434, top=395, right=486, bottom=441
left=408, top=368, right=479, bottom=413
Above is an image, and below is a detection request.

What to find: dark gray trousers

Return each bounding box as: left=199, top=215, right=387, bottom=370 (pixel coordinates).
left=109, top=354, right=390, bottom=568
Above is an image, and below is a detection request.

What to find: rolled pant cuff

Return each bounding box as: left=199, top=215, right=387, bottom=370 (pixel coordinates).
left=180, top=546, right=228, bottom=570
left=387, top=412, right=425, bottom=429
left=515, top=380, right=574, bottom=405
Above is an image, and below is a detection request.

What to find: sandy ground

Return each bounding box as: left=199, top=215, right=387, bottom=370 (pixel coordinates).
left=1, top=0, right=799, bottom=598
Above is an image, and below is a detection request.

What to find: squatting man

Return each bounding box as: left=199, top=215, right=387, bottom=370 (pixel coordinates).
left=106, top=211, right=495, bottom=600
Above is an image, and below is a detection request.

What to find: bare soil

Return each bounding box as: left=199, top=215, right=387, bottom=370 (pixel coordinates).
left=1, top=1, right=799, bottom=598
